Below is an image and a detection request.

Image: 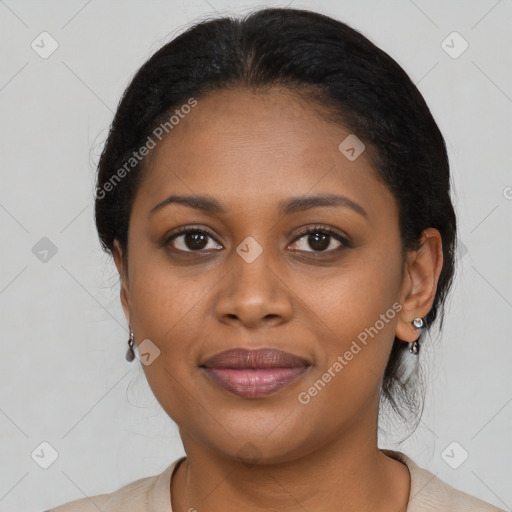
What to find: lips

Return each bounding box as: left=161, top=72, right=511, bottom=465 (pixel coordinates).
left=201, top=348, right=311, bottom=369
left=199, top=348, right=311, bottom=399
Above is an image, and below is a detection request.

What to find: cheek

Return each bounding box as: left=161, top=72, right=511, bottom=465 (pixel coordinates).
left=302, top=250, right=402, bottom=365
left=127, top=252, right=223, bottom=401
left=128, top=260, right=207, bottom=423
left=129, top=249, right=206, bottom=334
left=296, top=263, right=401, bottom=422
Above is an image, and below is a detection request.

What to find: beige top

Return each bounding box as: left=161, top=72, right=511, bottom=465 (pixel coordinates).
left=47, top=449, right=505, bottom=511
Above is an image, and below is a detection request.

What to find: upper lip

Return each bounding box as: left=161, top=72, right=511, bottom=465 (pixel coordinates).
left=200, top=348, right=311, bottom=369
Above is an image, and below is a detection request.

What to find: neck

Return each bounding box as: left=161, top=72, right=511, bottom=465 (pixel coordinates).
left=171, top=425, right=410, bottom=512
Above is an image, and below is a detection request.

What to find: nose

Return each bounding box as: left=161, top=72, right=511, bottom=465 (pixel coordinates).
left=213, top=243, right=294, bottom=329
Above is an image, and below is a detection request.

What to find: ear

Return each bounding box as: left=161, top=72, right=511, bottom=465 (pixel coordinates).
left=395, top=228, right=444, bottom=342
left=113, top=239, right=131, bottom=325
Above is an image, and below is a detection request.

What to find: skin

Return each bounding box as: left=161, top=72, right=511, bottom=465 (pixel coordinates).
left=113, top=87, right=443, bottom=512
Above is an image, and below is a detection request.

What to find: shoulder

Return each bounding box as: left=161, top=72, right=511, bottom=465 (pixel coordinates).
left=46, top=458, right=183, bottom=512
left=382, top=449, right=505, bottom=512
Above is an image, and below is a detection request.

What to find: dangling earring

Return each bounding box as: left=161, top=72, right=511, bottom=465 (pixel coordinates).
left=409, top=317, right=424, bottom=355
left=126, top=326, right=135, bottom=362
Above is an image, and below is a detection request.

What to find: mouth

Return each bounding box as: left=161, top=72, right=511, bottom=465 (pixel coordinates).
left=199, top=348, right=312, bottom=399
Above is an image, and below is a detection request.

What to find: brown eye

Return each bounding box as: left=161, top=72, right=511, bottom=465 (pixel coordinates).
left=289, top=226, right=348, bottom=253
left=166, top=228, right=222, bottom=252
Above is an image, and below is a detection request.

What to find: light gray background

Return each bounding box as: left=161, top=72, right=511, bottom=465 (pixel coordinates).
left=1, top=1, right=511, bottom=511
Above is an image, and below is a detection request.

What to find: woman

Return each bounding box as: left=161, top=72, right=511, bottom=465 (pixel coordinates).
left=48, top=7, right=505, bottom=512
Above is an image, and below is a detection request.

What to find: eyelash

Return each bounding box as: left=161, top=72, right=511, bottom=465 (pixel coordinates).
left=164, top=224, right=350, bottom=254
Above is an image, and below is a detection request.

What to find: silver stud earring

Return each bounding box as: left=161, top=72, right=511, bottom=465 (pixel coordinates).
left=126, top=326, right=135, bottom=362
left=410, top=317, right=424, bottom=355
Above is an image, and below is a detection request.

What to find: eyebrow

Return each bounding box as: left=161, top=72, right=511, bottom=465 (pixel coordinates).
left=149, top=193, right=368, bottom=218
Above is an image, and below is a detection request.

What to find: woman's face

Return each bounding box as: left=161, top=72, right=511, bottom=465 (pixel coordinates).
left=114, top=88, right=437, bottom=463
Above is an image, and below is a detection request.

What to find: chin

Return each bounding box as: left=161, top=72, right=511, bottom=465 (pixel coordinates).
left=200, top=428, right=314, bottom=467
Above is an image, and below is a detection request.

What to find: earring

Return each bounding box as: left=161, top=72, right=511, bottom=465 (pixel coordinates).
left=409, top=317, right=424, bottom=355
left=126, top=326, right=135, bottom=362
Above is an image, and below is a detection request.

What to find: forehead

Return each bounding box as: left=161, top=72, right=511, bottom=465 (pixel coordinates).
left=133, top=87, right=394, bottom=220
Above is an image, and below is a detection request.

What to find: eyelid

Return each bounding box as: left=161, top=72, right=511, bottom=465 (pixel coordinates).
left=169, top=224, right=218, bottom=238
left=291, top=224, right=350, bottom=246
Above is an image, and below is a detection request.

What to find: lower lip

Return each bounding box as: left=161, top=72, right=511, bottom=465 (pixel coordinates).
left=201, top=366, right=310, bottom=398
